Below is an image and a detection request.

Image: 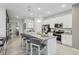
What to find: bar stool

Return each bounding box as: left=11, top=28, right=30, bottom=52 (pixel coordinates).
left=30, top=43, right=40, bottom=55
left=0, top=39, right=6, bottom=55
left=26, top=39, right=31, bottom=55
left=22, top=37, right=27, bottom=50
left=29, top=38, right=46, bottom=55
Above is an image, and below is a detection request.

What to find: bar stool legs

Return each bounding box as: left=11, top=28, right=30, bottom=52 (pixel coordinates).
left=30, top=43, right=40, bottom=55
left=30, top=43, right=32, bottom=55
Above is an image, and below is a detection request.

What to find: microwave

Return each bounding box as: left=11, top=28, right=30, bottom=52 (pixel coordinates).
left=54, top=23, right=63, bottom=28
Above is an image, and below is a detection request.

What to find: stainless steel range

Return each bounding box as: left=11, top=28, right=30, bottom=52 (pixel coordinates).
left=53, top=23, right=64, bottom=42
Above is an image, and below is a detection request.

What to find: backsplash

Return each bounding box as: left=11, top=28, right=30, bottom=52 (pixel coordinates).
left=51, top=28, right=72, bottom=34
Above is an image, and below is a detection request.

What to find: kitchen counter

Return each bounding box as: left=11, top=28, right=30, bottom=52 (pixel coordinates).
left=25, top=32, right=56, bottom=40
left=62, top=32, right=72, bottom=35
left=21, top=32, right=57, bottom=55
left=51, top=28, right=72, bottom=35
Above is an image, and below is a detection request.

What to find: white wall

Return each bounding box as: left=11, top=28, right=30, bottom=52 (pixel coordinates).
left=10, top=19, right=24, bottom=34
left=72, top=4, right=79, bottom=49
left=43, top=12, right=72, bottom=28
left=18, top=19, right=24, bottom=34
left=34, top=18, right=43, bottom=33
left=0, top=8, right=6, bottom=37
left=10, top=20, right=18, bottom=34
left=10, top=22, right=17, bottom=34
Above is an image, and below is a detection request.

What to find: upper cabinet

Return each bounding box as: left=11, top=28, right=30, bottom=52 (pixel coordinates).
left=43, top=12, right=72, bottom=28
left=62, top=14, right=72, bottom=28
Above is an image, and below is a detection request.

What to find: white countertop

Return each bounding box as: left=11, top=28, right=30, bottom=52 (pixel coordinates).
left=24, top=32, right=57, bottom=55
left=25, top=32, right=56, bottom=40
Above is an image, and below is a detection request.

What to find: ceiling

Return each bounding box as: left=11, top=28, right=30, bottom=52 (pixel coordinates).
left=0, top=3, right=74, bottom=20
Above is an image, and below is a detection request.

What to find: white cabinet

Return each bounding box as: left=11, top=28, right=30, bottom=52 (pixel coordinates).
left=62, top=14, right=72, bottom=28
left=43, top=13, right=72, bottom=28
left=61, top=34, right=72, bottom=46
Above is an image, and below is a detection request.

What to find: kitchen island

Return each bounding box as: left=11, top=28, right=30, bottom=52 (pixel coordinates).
left=21, top=32, right=57, bottom=55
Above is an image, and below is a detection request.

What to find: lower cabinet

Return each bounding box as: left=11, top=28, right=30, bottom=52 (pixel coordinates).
left=61, top=34, right=72, bottom=46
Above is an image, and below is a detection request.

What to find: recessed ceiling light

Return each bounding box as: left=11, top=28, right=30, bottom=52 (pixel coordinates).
left=61, top=5, right=66, bottom=7
left=16, top=16, right=19, bottom=18
left=37, top=19, right=41, bottom=23
left=28, top=22, right=31, bottom=25
left=47, top=11, right=51, bottom=14
left=37, top=8, right=41, bottom=10
left=30, top=13, right=33, bottom=15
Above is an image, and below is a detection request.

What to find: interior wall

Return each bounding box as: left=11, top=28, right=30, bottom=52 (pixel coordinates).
left=10, top=19, right=24, bottom=35
left=72, top=4, right=79, bottom=49
left=19, top=19, right=24, bottom=34
left=34, top=18, right=43, bottom=33
left=0, top=8, right=6, bottom=37
left=11, top=22, right=17, bottom=34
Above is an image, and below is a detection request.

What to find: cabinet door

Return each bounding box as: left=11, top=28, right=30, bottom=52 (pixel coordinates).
left=61, top=35, right=72, bottom=46
left=62, top=14, right=72, bottom=28
left=65, top=35, right=72, bottom=46
left=61, top=35, right=67, bottom=45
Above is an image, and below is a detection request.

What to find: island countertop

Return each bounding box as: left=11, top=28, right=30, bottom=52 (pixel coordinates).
left=21, top=32, right=57, bottom=55
left=23, top=32, right=56, bottom=40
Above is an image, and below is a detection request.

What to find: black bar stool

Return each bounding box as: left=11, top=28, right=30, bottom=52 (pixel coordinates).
left=29, top=38, right=46, bottom=55
left=0, top=38, right=6, bottom=55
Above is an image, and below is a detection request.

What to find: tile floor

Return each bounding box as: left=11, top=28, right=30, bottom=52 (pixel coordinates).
left=56, top=44, right=79, bottom=55
left=0, top=35, right=79, bottom=55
